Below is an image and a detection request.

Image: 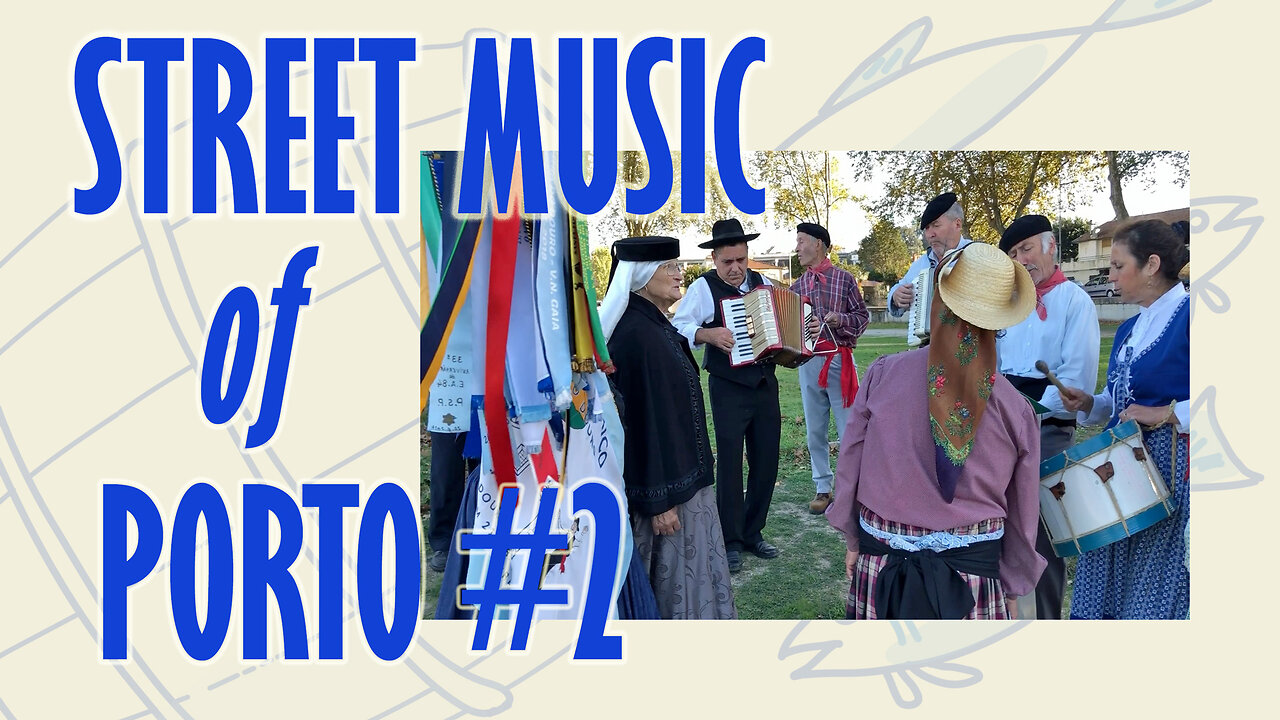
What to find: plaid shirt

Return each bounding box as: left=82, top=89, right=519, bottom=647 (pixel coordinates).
left=790, top=259, right=869, bottom=347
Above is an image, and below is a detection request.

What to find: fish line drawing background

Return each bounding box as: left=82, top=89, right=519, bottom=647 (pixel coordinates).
left=0, top=0, right=1272, bottom=717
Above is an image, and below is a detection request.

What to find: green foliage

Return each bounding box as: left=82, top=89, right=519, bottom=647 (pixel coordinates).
left=595, top=151, right=750, bottom=241
left=1053, top=216, right=1093, bottom=263
left=593, top=151, right=694, bottom=241
left=589, top=245, right=612, bottom=299
left=1099, top=150, right=1189, bottom=220
left=1103, top=150, right=1189, bottom=190
left=847, top=150, right=1096, bottom=243
left=751, top=151, right=858, bottom=228
left=829, top=245, right=866, bottom=283
left=858, top=217, right=913, bottom=280
left=683, top=262, right=709, bottom=288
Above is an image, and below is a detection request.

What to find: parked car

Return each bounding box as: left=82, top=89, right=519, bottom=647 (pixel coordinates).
left=1082, top=275, right=1116, bottom=298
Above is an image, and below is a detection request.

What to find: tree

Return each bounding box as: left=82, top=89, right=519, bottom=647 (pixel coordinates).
left=847, top=151, right=1095, bottom=244
left=1052, top=216, right=1093, bottom=263
left=751, top=151, right=857, bottom=228
left=858, top=217, right=913, bottom=282
left=594, top=151, right=694, bottom=241
left=589, top=245, right=612, bottom=299
left=682, top=262, right=709, bottom=288
left=686, top=160, right=739, bottom=235
left=1100, top=151, right=1189, bottom=221
left=594, top=151, right=749, bottom=242
left=831, top=245, right=866, bottom=282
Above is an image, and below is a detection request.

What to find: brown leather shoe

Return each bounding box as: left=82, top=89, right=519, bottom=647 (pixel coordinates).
left=808, top=493, right=833, bottom=514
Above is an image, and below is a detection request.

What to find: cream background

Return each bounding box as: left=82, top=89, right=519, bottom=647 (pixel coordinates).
left=0, top=0, right=1268, bottom=717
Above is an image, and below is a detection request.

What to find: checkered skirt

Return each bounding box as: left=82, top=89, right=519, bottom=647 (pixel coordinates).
left=846, top=506, right=1008, bottom=619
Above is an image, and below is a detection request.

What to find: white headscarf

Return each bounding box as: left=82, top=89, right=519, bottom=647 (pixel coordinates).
left=599, top=260, right=663, bottom=341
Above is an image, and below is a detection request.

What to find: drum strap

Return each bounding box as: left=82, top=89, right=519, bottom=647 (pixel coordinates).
left=858, top=523, right=1002, bottom=620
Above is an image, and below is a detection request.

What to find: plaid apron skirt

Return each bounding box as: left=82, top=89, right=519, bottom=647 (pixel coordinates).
left=846, top=506, right=1009, bottom=620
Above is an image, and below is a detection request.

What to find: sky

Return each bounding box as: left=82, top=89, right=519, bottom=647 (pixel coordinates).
left=588, top=153, right=1191, bottom=260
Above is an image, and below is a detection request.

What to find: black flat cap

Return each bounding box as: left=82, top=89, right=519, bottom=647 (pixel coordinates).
left=609, top=235, right=681, bottom=284
left=920, top=192, right=958, bottom=230
left=697, top=218, right=760, bottom=249
left=999, top=214, right=1053, bottom=253
left=796, top=222, right=830, bottom=247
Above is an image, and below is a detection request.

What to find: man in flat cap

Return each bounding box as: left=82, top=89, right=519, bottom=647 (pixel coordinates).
left=672, top=219, right=781, bottom=573
left=790, top=222, right=869, bottom=515
left=997, top=214, right=1100, bottom=620
left=888, top=192, right=973, bottom=332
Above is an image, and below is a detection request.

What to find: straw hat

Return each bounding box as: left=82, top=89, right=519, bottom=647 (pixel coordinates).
left=935, top=242, right=1036, bottom=330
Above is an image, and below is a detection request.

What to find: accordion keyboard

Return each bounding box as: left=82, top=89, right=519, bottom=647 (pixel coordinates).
left=722, top=297, right=755, bottom=366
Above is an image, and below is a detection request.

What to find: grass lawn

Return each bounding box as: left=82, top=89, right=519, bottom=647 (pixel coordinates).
left=421, top=322, right=1117, bottom=619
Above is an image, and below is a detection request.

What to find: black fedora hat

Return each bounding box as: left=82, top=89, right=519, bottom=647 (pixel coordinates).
left=698, top=218, right=760, bottom=250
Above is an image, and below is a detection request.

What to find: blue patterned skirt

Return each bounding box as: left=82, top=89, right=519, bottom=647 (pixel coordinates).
left=1069, top=426, right=1190, bottom=619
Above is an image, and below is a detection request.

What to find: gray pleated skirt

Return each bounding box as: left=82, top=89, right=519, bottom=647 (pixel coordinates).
left=631, top=484, right=738, bottom=619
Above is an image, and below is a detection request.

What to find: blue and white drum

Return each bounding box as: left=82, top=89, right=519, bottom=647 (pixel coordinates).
left=1038, top=420, right=1175, bottom=558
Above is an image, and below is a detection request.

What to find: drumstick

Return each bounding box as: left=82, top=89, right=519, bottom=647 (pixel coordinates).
left=1034, top=360, right=1070, bottom=395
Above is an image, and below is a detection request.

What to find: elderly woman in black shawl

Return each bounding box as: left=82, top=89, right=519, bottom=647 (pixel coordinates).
left=598, top=236, right=737, bottom=619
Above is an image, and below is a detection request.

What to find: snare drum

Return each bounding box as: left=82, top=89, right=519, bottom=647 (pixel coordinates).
left=1037, top=420, right=1175, bottom=558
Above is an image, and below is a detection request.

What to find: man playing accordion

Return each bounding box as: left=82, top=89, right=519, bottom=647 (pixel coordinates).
left=888, top=192, right=974, bottom=344
left=789, top=222, right=869, bottom=515
left=673, top=219, right=782, bottom=574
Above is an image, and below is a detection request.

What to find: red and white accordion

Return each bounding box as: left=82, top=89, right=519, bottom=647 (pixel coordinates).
left=720, top=286, right=836, bottom=368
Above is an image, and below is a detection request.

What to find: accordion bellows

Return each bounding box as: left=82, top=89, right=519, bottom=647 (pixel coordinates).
left=721, top=286, right=820, bottom=368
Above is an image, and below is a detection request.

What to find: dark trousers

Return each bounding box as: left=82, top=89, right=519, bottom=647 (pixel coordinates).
left=708, top=374, right=781, bottom=552
left=1034, top=423, right=1075, bottom=619
left=427, top=431, right=474, bottom=554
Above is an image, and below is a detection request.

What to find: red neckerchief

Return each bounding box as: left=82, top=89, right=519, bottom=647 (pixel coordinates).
left=807, top=257, right=834, bottom=285
left=1035, top=266, right=1069, bottom=320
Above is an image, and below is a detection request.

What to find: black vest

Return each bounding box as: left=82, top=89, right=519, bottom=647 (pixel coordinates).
left=700, top=269, right=775, bottom=387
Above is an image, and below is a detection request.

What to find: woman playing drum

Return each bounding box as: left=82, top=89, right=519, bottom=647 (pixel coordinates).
left=1059, top=219, right=1190, bottom=619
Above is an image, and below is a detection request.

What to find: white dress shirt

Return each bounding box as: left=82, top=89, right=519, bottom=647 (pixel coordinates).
left=1081, top=282, right=1190, bottom=430
left=996, top=279, right=1101, bottom=420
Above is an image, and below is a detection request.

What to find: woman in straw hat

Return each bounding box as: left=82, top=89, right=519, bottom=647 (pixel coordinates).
left=1059, top=219, right=1190, bottom=619
left=826, top=242, right=1045, bottom=619
left=599, top=236, right=737, bottom=620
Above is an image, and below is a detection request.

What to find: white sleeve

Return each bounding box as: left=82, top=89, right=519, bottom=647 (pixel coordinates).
left=1039, top=291, right=1102, bottom=415
left=1172, top=400, right=1191, bottom=432
left=888, top=254, right=928, bottom=316
left=672, top=277, right=714, bottom=349
left=1080, top=387, right=1113, bottom=427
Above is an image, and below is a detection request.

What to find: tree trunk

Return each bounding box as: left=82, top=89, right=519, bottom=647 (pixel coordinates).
left=1106, top=151, right=1129, bottom=220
